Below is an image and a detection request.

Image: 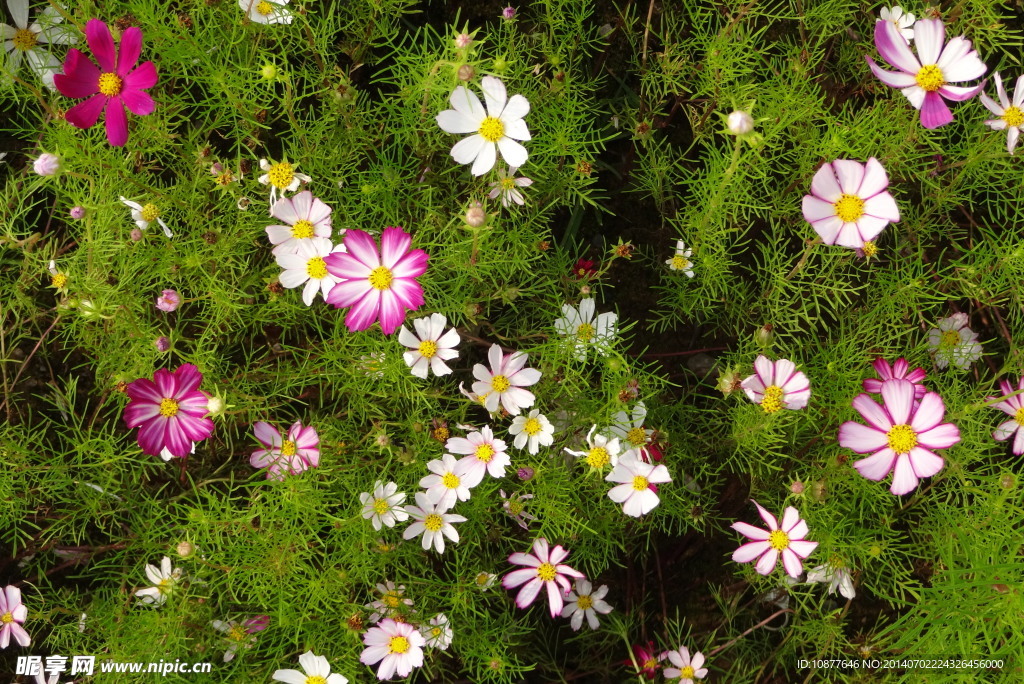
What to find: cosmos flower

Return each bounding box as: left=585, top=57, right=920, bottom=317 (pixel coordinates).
left=359, top=481, right=410, bottom=531
left=275, top=237, right=345, bottom=306
left=32, top=152, right=60, bottom=176
left=503, top=538, right=585, bottom=618
left=1, top=1, right=76, bottom=90
left=155, top=289, right=180, bottom=312
left=665, top=240, right=695, bottom=277
left=360, top=619, right=425, bottom=681
left=499, top=489, right=537, bottom=529
left=806, top=561, right=856, bottom=600
left=420, top=454, right=475, bottom=509
left=980, top=72, right=1024, bottom=154
left=120, top=196, right=172, bottom=238
left=879, top=6, right=915, bottom=43
left=928, top=313, right=982, bottom=369
left=272, top=651, right=348, bottom=684
left=446, top=425, right=510, bottom=484
left=741, top=356, right=811, bottom=413
left=365, top=581, right=414, bottom=624
left=325, top=227, right=428, bottom=335
left=211, top=615, right=269, bottom=663
left=239, top=0, right=293, bottom=24
left=605, top=454, right=671, bottom=517
left=560, top=578, right=612, bottom=631
left=419, top=613, right=453, bottom=651
left=488, top=165, right=533, bottom=207
left=564, top=425, right=622, bottom=472
left=402, top=492, right=467, bottom=554
left=608, top=401, right=654, bottom=459
left=866, top=18, right=986, bottom=129
left=838, top=378, right=960, bottom=495
left=249, top=420, right=320, bottom=480
left=802, top=158, right=899, bottom=249
left=436, top=75, right=531, bottom=176
left=258, top=158, right=310, bottom=206
left=266, top=191, right=334, bottom=256
left=398, top=313, right=461, bottom=379
left=134, top=556, right=183, bottom=606
left=0, top=585, right=30, bottom=648
left=123, top=364, right=214, bottom=459
left=47, top=259, right=67, bottom=292
left=626, top=642, right=660, bottom=680
left=53, top=19, right=158, bottom=147
left=662, top=647, right=708, bottom=683
left=731, top=501, right=818, bottom=577
left=470, top=343, right=541, bottom=415
left=989, top=377, right=1024, bottom=455
left=553, top=298, right=617, bottom=361
left=508, top=409, right=554, bottom=455
left=862, top=357, right=927, bottom=400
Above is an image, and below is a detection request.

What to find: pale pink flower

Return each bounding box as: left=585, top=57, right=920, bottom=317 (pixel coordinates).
left=802, top=158, right=899, bottom=249
left=741, top=356, right=811, bottom=413
left=155, top=289, right=180, bottom=312
left=662, top=647, right=708, bottom=682
left=360, top=619, right=425, bottom=680
left=470, top=343, right=541, bottom=415
left=928, top=313, right=982, bottom=369
left=420, top=454, right=475, bottom=509
left=445, top=425, right=510, bottom=484
left=560, top=578, right=612, bottom=631
left=732, top=501, right=818, bottom=577
left=979, top=72, right=1024, bottom=154
left=266, top=190, right=334, bottom=256
left=0, top=585, right=30, bottom=648
left=32, top=153, right=60, bottom=176
left=605, top=454, right=671, bottom=517
left=989, top=376, right=1024, bottom=455
left=488, top=165, right=533, bottom=207
left=503, top=538, right=584, bottom=617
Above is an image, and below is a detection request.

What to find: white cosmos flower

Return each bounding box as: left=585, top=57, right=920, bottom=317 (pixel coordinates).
left=402, top=492, right=467, bottom=554
left=666, top=240, right=695, bottom=277
left=420, top=453, right=475, bottom=509
left=979, top=72, right=1024, bottom=155
left=564, top=425, right=622, bottom=471
left=608, top=401, right=653, bottom=456
left=446, top=425, right=510, bottom=484
left=359, top=481, right=409, bottom=531
left=272, top=650, right=348, bottom=684
left=119, top=196, right=173, bottom=238
left=436, top=75, right=531, bottom=176
left=470, top=343, right=541, bottom=416
left=488, top=165, right=533, bottom=207
left=258, top=158, right=310, bottom=206
left=360, top=619, right=426, bottom=681
left=806, top=562, right=856, bottom=600
left=560, top=578, right=613, bottom=631
left=605, top=453, right=671, bottom=517
left=420, top=613, right=453, bottom=651
left=553, top=298, right=617, bottom=361
left=508, top=409, right=554, bottom=455
left=879, top=6, right=915, bottom=43
left=134, top=556, right=182, bottom=606
left=928, top=312, right=982, bottom=369
left=275, top=237, right=344, bottom=306
left=398, top=313, right=461, bottom=379
left=239, top=0, right=293, bottom=25
left=1, top=0, right=76, bottom=90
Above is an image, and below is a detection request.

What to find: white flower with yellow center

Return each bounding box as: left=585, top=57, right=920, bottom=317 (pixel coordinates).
left=470, top=343, right=541, bottom=415
left=398, top=312, right=461, bottom=379
left=927, top=312, right=982, bottom=369
left=420, top=453, right=475, bottom=509
left=258, top=158, right=310, bottom=206
left=436, top=75, right=531, bottom=176
left=806, top=559, right=856, bottom=600
left=666, top=239, right=695, bottom=277
left=879, top=6, right=915, bottom=43
left=266, top=191, right=334, bottom=256
left=553, top=298, right=618, bottom=362
left=445, top=425, right=510, bottom=484
left=419, top=613, right=453, bottom=651
left=488, top=165, right=533, bottom=207
left=605, top=453, right=671, bottom=517
left=980, top=72, right=1024, bottom=155
left=564, top=425, right=622, bottom=472
left=560, top=578, right=613, bottom=631
left=120, top=196, right=173, bottom=238
left=239, top=0, right=293, bottom=25
left=364, top=581, right=414, bottom=624
left=508, top=409, right=554, bottom=455
left=275, top=237, right=345, bottom=306
left=607, top=401, right=653, bottom=458
left=47, top=259, right=68, bottom=292
left=272, top=650, right=348, bottom=684
left=134, top=556, right=183, bottom=606
left=1, top=1, right=76, bottom=90
left=359, top=481, right=409, bottom=531
left=402, top=492, right=467, bottom=554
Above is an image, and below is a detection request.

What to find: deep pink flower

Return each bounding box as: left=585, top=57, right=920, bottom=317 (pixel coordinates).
left=623, top=641, right=659, bottom=680
left=862, top=357, right=927, bottom=400
left=989, top=377, right=1024, bottom=455
left=572, top=258, right=597, bottom=279
left=838, top=379, right=960, bottom=495
left=324, top=227, right=428, bottom=335
left=249, top=421, right=320, bottom=480
left=732, top=501, right=818, bottom=577
left=865, top=18, right=986, bottom=129
left=53, top=19, right=158, bottom=147
left=0, top=585, right=30, bottom=649
left=123, top=364, right=213, bottom=459
left=155, top=289, right=180, bottom=312
left=503, top=538, right=584, bottom=617
left=801, top=158, right=899, bottom=249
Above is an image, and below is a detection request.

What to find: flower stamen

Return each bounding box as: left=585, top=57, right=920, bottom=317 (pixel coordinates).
left=478, top=116, right=505, bottom=142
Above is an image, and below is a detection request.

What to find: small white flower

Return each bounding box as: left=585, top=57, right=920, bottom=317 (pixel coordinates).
left=265, top=190, right=334, bottom=256
left=553, top=298, right=617, bottom=361
left=473, top=571, right=497, bottom=590
left=398, top=313, right=461, bottom=379
left=359, top=481, right=409, bottom=531
left=258, top=158, right=310, bottom=206
left=360, top=618, right=426, bottom=681
left=239, top=0, right=293, bottom=25
left=436, top=75, right=531, bottom=176
left=560, top=578, right=613, bottom=631
left=402, top=492, right=467, bottom=554
left=666, top=240, right=694, bottom=277
left=420, top=453, right=475, bottom=509
left=879, top=6, right=915, bottom=43
left=120, top=196, right=173, bottom=238
left=445, top=425, right=510, bottom=484
left=605, top=453, right=671, bottom=517
left=979, top=72, right=1024, bottom=155
left=272, top=650, right=348, bottom=684
left=564, top=425, right=623, bottom=471
left=508, top=409, right=554, bottom=455
left=420, top=613, right=453, bottom=650
left=365, top=581, right=414, bottom=624
left=134, top=556, right=182, bottom=606
left=32, top=152, right=60, bottom=176
left=211, top=617, right=267, bottom=663
left=662, top=646, right=709, bottom=682
left=806, top=562, right=856, bottom=600
left=726, top=110, right=754, bottom=135
left=928, top=313, right=982, bottom=369
left=274, top=237, right=344, bottom=306
left=607, top=401, right=653, bottom=456
left=487, top=165, right=533, bottom=207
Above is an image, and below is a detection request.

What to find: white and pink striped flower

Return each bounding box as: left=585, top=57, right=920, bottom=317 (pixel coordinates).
left=838, top=379, right=960, bottom=495
left=605, top=454, right=671, bottom=517
left=801, top=158, right=900, bottom=249
left=503, top=538, right=585, bottom=617
left=862, top=357, right=927, bottom=400
left=0, top=585, right=30, bottom=648
left=470, top=343, right=541, bottom=415
left=741, top=356, right=811, bottom=413
left=989, top=376, right=1024, bottom=455
left=979, top=72, right=1024, bottom=154
left=731, top=501, right=818, bottom=578
left=249, top=420, right=320, bottom=480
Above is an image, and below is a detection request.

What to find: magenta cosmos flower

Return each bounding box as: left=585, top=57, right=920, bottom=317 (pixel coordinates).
left=741, top=355, right=811, bottom=413
left=863, top=357, right=926, bottom=401
left=625, top=642, right=660, bottom=680
left=53, top=19, right=158, bottom=147
left=503, top=537, right=584, bottom=617
left=123, top=363, right=214, bottom=459
left=989, top=377, right=1024, bottom=455
left=838, top=379, right=960, bottom=495
left=324, top=227, right=427, bottom=335
left=250, top=421, right=320, bottom=480
left=0, top=585, right=30, bottom=649
left=802, top=158, right=900, bottom=249
left=731, top=501, right=818, bottom=578
left=866, top=18, right=986, bottom=129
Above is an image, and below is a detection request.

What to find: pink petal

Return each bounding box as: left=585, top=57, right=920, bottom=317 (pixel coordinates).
left=123, top=60, right=158, bottom=91
left=116, top=27, right=142, bottom=77
left=852, top=393, right=893, bottom=431
left=866, top=56, right=917, bottom=88
left=788, top=540, right=819, bottom=558
left=811, top=215, right=843, bottom=244
left=253, top=421, right=282, bottom=448
left=920, top=91, right=953, bottom=129
left=938, top=83, right=985, bottom=102
left=862, top=192, right=900, bottom=222
left=343, top=230, right=381, bottom=269
left=378, top=290, right=408, bottom=335
left=810, top=163, right=842, bottom=203
left=781, top=549, right=804, bottom=577
left=65, top=93, right=108, bottom=130
left=838, top=420, right=888, bottom=453
left=379, top=226, right=412, bottom=269
left=123, top=402, right=161, bottom=427
left=54, top=49, right=100, bottom=98
left=515, top=578, right=543, bottom=608
left=752, top=501, right=779, bottom=530
left=344, top=289, right=383, bottom=332
left=754, top=548, right=779, bottom=575
left=105, top=97, right=129, bottom=147
left=731, top=521, right=770, bottom=541
left=802, top=195, right=837, bottom=223
left=390, top=249, right=429, bottom=279
left=732, top=540, right=769, bottom=563
left=832, top=160, right=865, bottom=195
left=908, top=447, right=944, bottom=478
left=853, top=448, right=897, bottom=481
left=874, top=19, right=920, bottom=74
left=917, top=422, right=960, bottom=450
left=889, top=453, right=919, bottom=495
left=880, top=379, right=914, bottom=424
left=85, top=19, right=116, bottom=73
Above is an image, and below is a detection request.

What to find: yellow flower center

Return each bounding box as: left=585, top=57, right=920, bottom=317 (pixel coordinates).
left=433, top=426, right=449, bottom=441
left=214, top=171, right=234, bottom=186
left=227, top=625, right=248, bottom=642
left=442, top=472, right=461, bottom=489
left=373, top=498, right=390, bottom=515
left=915, top=64, right=945, bottom=92
left=475, top=444, right=495, bottom=462
left=383, top=592, right=401, bottom=608
left=256, top=0, right=274, bottom=15
left=368, top=266, right=393, bottom=290
left=626, top=426, right=646, bottom=447
left=98, top=72, right=123, bottom=97
left=523, top=418, right=541, bottom=436
left=475, top=572, right=492, bottom=586
left=576, top=595, right=593, bottom=610
left=537, top=562, right=557, bottom=581
left=306, top=256, right=327, bottom=280
left=13, top=28, right=37, bottom=51
left=671, top=255, right=691, bottom=270
left=761, top=385, right=784, bottom=413
left=478, top=116, right=505, bottom=142
left=280, top=440, right=297, bottom=457
left=886, top=424, right=917, bottom=454
left=305, top=677, right=327, bottom=684
left=51, top=273, right=68, bottom=289
left=491, top=375, right=511, bottom=392
left=861, top=241, right=878, bottom=258
left=291, top=219, right=315, bottom=239
left=507, top=499, right=524, bottom=515
left=500, top=177, right=516, bottom=190
left=159, top=398, right=179, bottom=418
left=0, top=612, right=13, bottom=624
left=140, top=203, right=160, bottom=223
left=680, top=665, right=696, bottom=678
left=833, top=193, right=865, bottom=223
left=418, top=340, right=438, bottom=358
left=431, top=626, right=442, bottom=637
left=631, top=475, right=649, bottom=491
left=424, top=513, right=444, bottom=531
left=1002, top=106, right=1024, bottom=128
left=576, top=323, right=595, bottom=340
left=939, top=329, right=960, bottom=348
left=642, top=658, right=658, bottom=671
left=768, top=529, right=790, bottom=551
left=1015, top=406, right=1024, bottom=425
left=389, top=635, right=410, bottom=654
left=266, top=162, right=294, bottom=189
left=585, top=446, right=610, bottom=468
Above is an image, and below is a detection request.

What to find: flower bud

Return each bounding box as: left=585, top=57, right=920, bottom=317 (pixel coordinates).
left=206, top=396, right=225, bottom=417
left=69, top=206, right=85, bottom=220
left=130, top=228, right=143, bottom=242
left=755, top=324, right=773, bottom=345
left=457, top=64, right=475, bottom=81
left=517, top=466, right=534, bottom=481
left=260, top=63, right=277, bottom=80
left=454, top=33, right=472, bottom=49
left=727, top=110, right=754, bottom=135
left=154, top=336, right=171, bottom=352
left=155, top=289, right=181, bottom=312
left=176, top=541, right=195, bottom=558
left=465, top=202, right=486, bottom=227
left=33, top=153, right=61, bottom=176
left=502, top=6, right=516, bottom=19
left=789, top=480, right=805, bottom=495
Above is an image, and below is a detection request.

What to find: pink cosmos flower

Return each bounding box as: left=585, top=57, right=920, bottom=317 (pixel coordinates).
left=266, top=190, right=334, bottom=256
left=360, top=618, right=425, bottom=680
left=0, top=585, right=30, bottom=649
left=862, top=357, right=927, bottom=400
left=471, top=343, right=541, bottom=415
left=838, top=379, right=960, bottom=495
left=155, top=289, right=180, bottom=312
left=446, top=425, right=510, bottom=484
left=865, top=18, right=986, bottom=129
left=662, top=646, right=708, bottom=682
left=989, top=377, right=1024, bottom=455
left=732, top=501, right=818, bottom=577
left=979, top=72, right=1024, bottom=154
left=503, top=537, right=585, bottom=617
left=123, top=364, right=214, bottom=459
left=741, top=355, right=811, bottom=413
left=53, top=19, right=158, bottom=147
left=802, top=158, right=900, bottom=249
left=324, top=227, right=428, bottom=335
left=249, top=421, right=320, bottom=480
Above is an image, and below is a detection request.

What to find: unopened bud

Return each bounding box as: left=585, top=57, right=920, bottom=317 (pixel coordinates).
left=465, top=202, right=486, bottom=227
left=176, top=541, right=195, bottom=558
left=260, top=63, right=277, bottom=80
left=457, top=64, right=475, bottom=81
left=154, top=336, right=171, bottom=352
left=69, top=206, right=85, bottom=220
left=454, top=33, right=472, bottom=49
left=727, top=110, right=754, bottom=135
left=755, top=324, right=773, bottom=345
left=33, top=153, right=61, bottom=176
left=130, top=228, right=143, bottom=242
